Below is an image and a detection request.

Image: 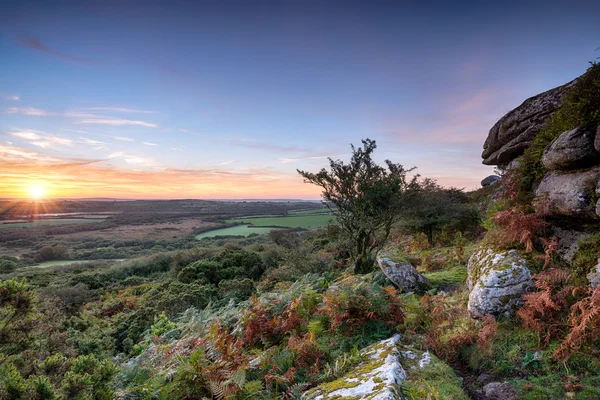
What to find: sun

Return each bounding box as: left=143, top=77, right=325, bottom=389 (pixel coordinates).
left=28, top=184, right=46, bottom=200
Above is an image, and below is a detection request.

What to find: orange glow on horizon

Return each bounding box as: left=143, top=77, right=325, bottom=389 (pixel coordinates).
left=1, top=156, right=323, bottom=200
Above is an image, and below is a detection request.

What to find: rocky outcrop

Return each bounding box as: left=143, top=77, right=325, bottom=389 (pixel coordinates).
left=302, top=335, right=406, bottom=400
left=467, top=248, right=533, bottom=317
left=481, top=175, right=501, bottom=187
left=587, top=259, right=600, bottom=288
left=377, top=254, right=431, bottom=294
left=303, top=335, right=468, bottom=400
left=542, top=126, right=600, bottom=170
left=534, top=167, right=600, bottom=219
left=482, top=81, right=574, bottom=165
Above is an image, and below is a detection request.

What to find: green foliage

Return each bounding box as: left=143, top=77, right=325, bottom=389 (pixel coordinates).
left=400, top=179, right=480, bottom=245
left=298, top=138, right=418, bottom=273
left=0, top=259, right=18, bottom=274
left=571, top=232, right=600, bottom=281
left=518, top=62, right=600, bottom=190
left=402, top=355, right=469, bottom=400
left=37, top=245, right=71, bottom=262
left=150, top=313, right=178, bottom=337
left=0, top=362, right=27, bottom=399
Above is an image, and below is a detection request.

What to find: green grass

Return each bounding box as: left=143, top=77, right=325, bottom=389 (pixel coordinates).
left=195, top=225, right=280, bottom=239
left=403, top=354, right=469, bottom=400
left=0, top=219, right=105, bottom=230
left=225, top=214, right=335, bottom=229
left=287, top=207, right=331, bottom=215
left=422, top=266, right=467, bottom=290
left=25, top=259, right=126, bottom=269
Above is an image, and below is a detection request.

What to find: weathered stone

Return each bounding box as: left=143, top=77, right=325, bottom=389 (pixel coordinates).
left=542, top=127, right=600, bottom=170
left=482, top=80, right=574, bottom=165
left=376, top=254, right=432, bottom=293
left=303, top=336, right=468, bottom=400
left=587, top=258, right=600, bottom=288
left=482, top=382, right=518, bottom=400
left=553, top=227, right=591, bottom=263
left=594, top=125, right=600, bottom=153
left=481, top=175, right=501, bottom=187
left=534, top=168, right=600, bottom=219
left=467, top=248, right=533, bottom=317
left=302, top=335, right=406, bottom=400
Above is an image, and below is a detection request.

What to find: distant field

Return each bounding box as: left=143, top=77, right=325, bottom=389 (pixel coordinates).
left=0, top=218, right=106, bottom=230
left=225, top=214, right=335, bottom=229
left=287, top=207, right=331, bottom=215
left=26, top=259, right=125, bottom=269
left=195, top=225, right=278, bottom=239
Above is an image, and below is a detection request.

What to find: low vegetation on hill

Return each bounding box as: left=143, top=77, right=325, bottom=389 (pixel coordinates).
left=1, top=64, right=600, bottom=399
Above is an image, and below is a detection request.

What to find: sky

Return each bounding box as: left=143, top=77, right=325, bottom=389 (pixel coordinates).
left=1, top=0, right=599, bottom=199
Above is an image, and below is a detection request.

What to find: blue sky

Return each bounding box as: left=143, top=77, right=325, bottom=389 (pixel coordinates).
left=1, top=0, right=599, bottom=198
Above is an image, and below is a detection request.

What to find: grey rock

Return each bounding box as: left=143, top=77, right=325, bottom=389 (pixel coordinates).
left=506, top=157, right=522, bottom=171
left=376, top=254, right=431, bottom=294
left=553, top=227, right=591, bottom=263
left=534, top=168, right=600, bottom=219
left=482, top=80, right=575, bottom=165
left=302, top=335, right=406, bottom=400
left=594, top=125, right=600, bottom=153
left=482, top=382, right=517, bottom=400
left=542, top=127, right=600, bottom=170
left=467, top=248, right=533, bottom=317
left=476, top=373, right=495, bottom=385
left=587, top=259, right=600, bottom=288
left=481, top=175, right=501, bottom=187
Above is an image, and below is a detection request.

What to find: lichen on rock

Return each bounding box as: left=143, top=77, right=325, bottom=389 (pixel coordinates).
left=302, top=335, right=406, bottom=400
left=376, top=254, right=432, bottom=294
left=467, top=248, right=533, bottom=317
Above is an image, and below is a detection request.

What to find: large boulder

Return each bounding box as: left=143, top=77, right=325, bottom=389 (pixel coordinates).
left=376, top=254, right=432, bottom=293
left=542, top=126, right=600, bottom=170
left=481, top=175, right=501, bottom=187
left=303, top=335, right=468, bottom=400
left=467, top=248, right=533, bottom=317
left=302, top=335, right=406, bottom=400
left=534, top=168, right=600, bottom=219
left=482, top=80, right=574, bottom=165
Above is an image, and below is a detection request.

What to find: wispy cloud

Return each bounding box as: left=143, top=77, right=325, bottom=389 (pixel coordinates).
left=7, top=107, right=51, bottom=116
left=108, top=151, right=161, bottom=168
left=278, top=155, right=336, bottom=164
left=142, top=142, right=158, bottom=146
left=7, top=107, right=95, bottom=118
left=10, top=129, right=72, bottom=149
left=83, top=107, right=156, bottom=114
left=7, top=107, right=158, bottom=128
left=3, top=95, right=20, bottom=101
left=216, top=160, right=238, bottom=166
left=0, top=144, right=321, bottom=199
left=74, top=118, right=158, bottom=128
left=0, top=144, right=62, bottom=163
left=17, top=36, right=96, bottom=65
left=78, top=137, right=108, bottom=151
left=110, top=135, right=135, bottom=142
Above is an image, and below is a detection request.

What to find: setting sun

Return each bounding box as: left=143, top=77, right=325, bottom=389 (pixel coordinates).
left=28, top=184, right=46, bottom=200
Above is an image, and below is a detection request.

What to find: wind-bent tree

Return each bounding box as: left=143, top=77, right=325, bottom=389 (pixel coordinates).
left=298, top=139, right=418, bottom=273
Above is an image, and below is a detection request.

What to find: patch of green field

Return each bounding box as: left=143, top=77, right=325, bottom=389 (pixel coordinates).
left=27, top=259, right=125, bottom=269
left=195, top=225, right=278, bottom=239
left=287, top=207, right=330, bottom=215
left=225, top=214, right=335, bottom=229
left=0, top=219, right=104, bottom=230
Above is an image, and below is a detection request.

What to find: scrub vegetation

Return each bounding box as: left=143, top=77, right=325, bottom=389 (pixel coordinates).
left=2, top=122, right=600, bottom=399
